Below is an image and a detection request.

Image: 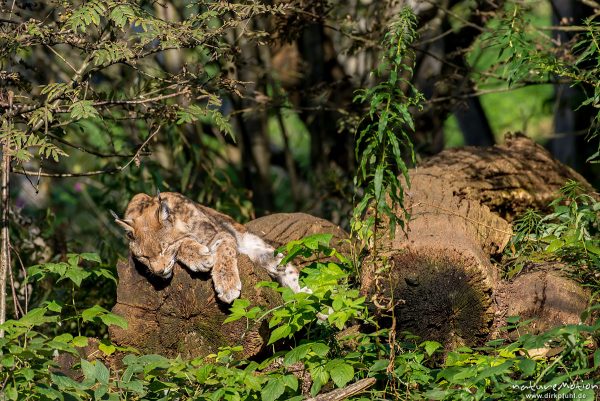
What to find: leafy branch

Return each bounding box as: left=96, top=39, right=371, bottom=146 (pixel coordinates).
left=352, top=7, right=423, bottom=242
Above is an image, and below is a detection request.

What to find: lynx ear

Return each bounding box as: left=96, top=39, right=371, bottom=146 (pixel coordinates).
left=156, top=191, right=170, bottom=224
left=110, top=210, right=134, bottom=233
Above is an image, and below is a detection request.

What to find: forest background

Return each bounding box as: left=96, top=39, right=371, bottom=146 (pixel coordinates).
left=1, top=0, right=600, bottom=400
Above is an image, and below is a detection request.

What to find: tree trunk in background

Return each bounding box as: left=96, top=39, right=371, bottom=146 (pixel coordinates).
left=232, top=21, right=274, bottom=214
left=0, top=144, right=9, bottom=336
left=296, top=11, right=355, bottom=177
left=0, top=91, right=13, bottom=336
left=548, top=0, right=598, bottom=185
left=360, top=135, right=591, bottom=348
left=412, top=0, right=499, bottom=153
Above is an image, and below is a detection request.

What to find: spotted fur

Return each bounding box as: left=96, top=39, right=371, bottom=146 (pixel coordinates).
left=113, top=192, right=305, bottom=303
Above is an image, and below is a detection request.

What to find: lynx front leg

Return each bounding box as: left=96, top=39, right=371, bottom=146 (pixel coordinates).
left=177, top=239, right=214, bottom=272
left=211, top=235, right=242, bottom=304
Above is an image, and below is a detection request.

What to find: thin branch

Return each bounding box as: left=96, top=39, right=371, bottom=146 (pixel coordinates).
left=538, top=25, right=592, bottom=32
left=93, top=89, right=190, bottom=106
left=11, top=125, right=162, bottom=178
left=45, top=45, right=78, bottom=74
left=305, top=378, right=376, bottom=401
left=0, top=17, right=20, bottom=24
left=7, top=252, right=24, bottom=318
left=423, top=0, right=486, bottom=33
left=45, top=131, right=150, bottom=159
left=0, top=91, right=13, bottom=336
left=11, top=248, right=28, bottom=315
left=426, top=83, right=552, bottom=104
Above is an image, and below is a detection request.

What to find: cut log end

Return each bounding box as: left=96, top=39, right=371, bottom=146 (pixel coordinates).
left=496, top=266, right=590, bottom=339
left=364, top=248, right=495, bottom=347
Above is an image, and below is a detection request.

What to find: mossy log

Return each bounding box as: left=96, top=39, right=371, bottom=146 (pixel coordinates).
left=109, top=213, right=348, bottom=358
left=360, top=134, right=591, bottom=348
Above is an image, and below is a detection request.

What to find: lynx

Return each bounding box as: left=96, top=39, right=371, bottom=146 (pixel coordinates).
left=112, top=192, right=304, bottom=303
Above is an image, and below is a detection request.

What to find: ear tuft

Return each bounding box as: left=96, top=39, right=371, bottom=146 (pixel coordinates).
left=158, top=198, right=170, bottom=223
left=111, top=210, right=134, bottom=233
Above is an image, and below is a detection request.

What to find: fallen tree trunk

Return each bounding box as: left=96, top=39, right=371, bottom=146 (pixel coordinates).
left=109, top=213, right=348, bottom=358
left=110, top=135, right=592, bottom=356
left=360, top=134, right=591, bottom=347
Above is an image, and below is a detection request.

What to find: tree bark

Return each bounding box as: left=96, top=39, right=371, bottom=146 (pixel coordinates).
left=360, top=134, right=592, bottom=348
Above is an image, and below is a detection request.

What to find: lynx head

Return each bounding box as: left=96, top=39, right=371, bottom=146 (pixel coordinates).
left=112, top=192, right=179, bottom=279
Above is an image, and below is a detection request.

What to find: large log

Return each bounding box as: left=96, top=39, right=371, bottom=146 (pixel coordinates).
left=360, top=134, right=591, bottom=348
left=109, top=213, right=348, bottom=358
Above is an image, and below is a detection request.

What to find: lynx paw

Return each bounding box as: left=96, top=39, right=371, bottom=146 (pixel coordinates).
left=214, top=279, right=242, bottom=304
left=178, top=241, right=215, bottom=272
left=279, top=263, right=304, bottom=293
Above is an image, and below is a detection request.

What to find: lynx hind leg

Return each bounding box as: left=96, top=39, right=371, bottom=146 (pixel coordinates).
left=211, top=236, right=242, bottom=304
left=238, top=232, right=310, bottom=294
left=278, top=262, right=308, bottom=294
left=259, top=250, right=310, bottom=294
left=177, top=239, right=214, bottom=273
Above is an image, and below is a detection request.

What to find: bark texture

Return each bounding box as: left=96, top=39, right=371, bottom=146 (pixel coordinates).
left=361, top=134, right=591, bottom=348
left=109, top=213, right=348, bottom=358
left=499, top=264, right=590, bottom=338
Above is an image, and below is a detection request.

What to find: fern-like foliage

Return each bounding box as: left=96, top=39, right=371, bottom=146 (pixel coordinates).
left=352, top=7, right=423, bottom=239
left=503, top=180, right=600, bottom=282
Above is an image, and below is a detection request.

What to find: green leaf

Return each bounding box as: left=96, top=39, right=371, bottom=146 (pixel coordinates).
left=261, top=378, right=286, bottom=401
left=545, top=238, right=564, bottom=253
left=99, top=312, right=128, bottom=329
left=81, top=359, right=97, bottom=381
left=284, top=343, right=311, bottom=366
left=268, top=325, right=291, bottom=345
left=46, top=300, right=63, bottom=312
left=310, top=365, right=329, bottom=396
left=2, top=354, right=15, bottom=367
left=327, top=361, right=354, bottom=388
left=374, top=164, right=384, bottom=202
left=421, top=340, right=442, bottom=356
left=94, top=360, right=110, bottom=384
left=310, top=342, right=330, bottom=357
left=72, top=336, right=89, bottom=347
left=18, top=307, right=58, bottom=327
left=519, top=358, right=536, bottom=376
left=422, top=389, right=449, bottom=400
left=82, top=305, right=106, bottom=321
left=368, top=359, right=389, bottom=373
left=282, top=374, right=299, bottom=391
left=80, top=253, right=102, bottom=263
left=69, top=100, right=100, bottom=120
left=99, top=340, right=116, bottom=355
left=63, top=265, right=91, bottom=287
left=51, top=373, right=87, bottom=391
left=4, top=384, right=17, bottom=401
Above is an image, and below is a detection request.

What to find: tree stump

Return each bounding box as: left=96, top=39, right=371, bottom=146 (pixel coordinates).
left=109, top=213, right=348, bottom=358
left=360, top=134, right=591, bottom=348
left=497, top=264, right=590, bottom=339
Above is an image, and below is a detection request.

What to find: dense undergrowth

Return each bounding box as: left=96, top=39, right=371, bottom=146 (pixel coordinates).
left=1, top=183, right=600, bottom=400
